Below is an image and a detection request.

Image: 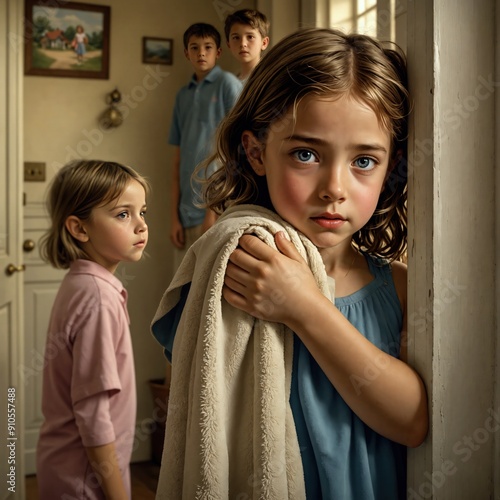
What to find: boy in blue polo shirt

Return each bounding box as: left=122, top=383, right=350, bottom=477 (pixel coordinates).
left=169, top=23, right=242, bottom=270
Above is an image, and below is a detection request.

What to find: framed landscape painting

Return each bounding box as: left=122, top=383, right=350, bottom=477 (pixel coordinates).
left=142, top=37, right=173, bottom=65
left=24, top=0, right=110, bottom=79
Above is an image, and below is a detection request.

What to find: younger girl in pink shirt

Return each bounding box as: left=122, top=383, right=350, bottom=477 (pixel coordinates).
left=37, top=160, right=149, bottom=499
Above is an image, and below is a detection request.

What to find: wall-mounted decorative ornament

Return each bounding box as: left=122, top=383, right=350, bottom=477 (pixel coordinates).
left=100, top=88, right=123, bottom=129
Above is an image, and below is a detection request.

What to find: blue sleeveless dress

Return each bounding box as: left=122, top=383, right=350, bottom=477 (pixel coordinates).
left=291, top=255, right=406, bottom=499
left=152, top=255, right=406, bottom=499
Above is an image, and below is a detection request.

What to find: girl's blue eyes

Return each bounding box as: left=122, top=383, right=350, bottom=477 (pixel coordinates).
left=292, top=150, right=377, bottom=170
left=354, top=157, right=376, bottom=170
left=294, top=150, right=317, bottom=163
left=116, top=211, right=146, bottom=219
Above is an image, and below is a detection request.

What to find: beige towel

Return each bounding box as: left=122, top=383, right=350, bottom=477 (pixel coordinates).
left=152, top=205, right=331, bottom=500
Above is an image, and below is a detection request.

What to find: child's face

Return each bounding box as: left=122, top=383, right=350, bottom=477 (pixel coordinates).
left=79, top=179, right=148, bottom=273
left=227, top=23, right=268, bottom=66
left=184, top=36, right=221, bottom=79
left=243, top=95, right=391, bottom=252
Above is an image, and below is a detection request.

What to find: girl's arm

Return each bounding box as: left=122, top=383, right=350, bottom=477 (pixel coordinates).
left=224, top=232, right=428, bottom=448
left=85, top=442, right=128, bottom=500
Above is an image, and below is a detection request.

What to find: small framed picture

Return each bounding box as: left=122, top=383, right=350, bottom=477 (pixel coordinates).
left=142, top=37, right=173, bottom=65
left=24, top=0, right=110, bottom=79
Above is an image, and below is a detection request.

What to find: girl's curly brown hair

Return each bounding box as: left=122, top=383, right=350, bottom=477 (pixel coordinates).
left=199, top=27, right=409, bottom=262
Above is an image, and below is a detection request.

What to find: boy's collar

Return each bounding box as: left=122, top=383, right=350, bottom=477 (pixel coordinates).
left=190, top=65, right=221, bottom=85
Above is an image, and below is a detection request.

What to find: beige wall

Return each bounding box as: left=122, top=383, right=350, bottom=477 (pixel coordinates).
left=496, top=1, right=500, bottom=494
left=257, top=0, right=300, bottom=43
left=23, top=0, right=254, bottom=460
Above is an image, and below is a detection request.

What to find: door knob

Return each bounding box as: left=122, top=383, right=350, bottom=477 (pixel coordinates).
left=23, top=239, right=36, bottom=252
left=5, top=264, right=26, bottom=276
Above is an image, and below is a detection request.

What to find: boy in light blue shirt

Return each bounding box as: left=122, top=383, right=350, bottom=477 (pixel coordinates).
left=169, top=23, right=242, bottom=270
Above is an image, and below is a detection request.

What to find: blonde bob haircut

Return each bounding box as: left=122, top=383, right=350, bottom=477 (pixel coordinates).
left=40, top=159, right=150, bottom=269
left=201, top=27, right=410, bottom=261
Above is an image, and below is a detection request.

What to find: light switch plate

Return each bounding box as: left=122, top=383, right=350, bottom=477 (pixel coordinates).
left=24, top=162, right=46, bottom=182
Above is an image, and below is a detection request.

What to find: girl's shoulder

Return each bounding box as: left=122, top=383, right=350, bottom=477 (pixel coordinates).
left=389, top=258, right=407, bottom=283
left=364, top=254, right=406, bottom=311
left=367, top=254, right=406, bottom=280
left=389, top=258, right=407, bottom=313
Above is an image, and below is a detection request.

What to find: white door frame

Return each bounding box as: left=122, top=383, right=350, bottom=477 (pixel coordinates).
left=407, top=0, right=497, bottom=497
left=1, top=0, right=25, bottom=498
left=495, top=0, right=500, bottom=496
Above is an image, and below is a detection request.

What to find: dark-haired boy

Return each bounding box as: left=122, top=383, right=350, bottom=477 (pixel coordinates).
left=169, top=23, right=242, bottom=270
left=224, top=9, right=270, bottom=82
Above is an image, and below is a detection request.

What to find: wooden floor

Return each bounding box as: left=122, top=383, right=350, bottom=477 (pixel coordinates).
left=25, top=461, right=161, bottom=499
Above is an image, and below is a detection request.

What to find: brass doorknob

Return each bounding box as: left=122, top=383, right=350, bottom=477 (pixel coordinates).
left=23, top=239, right=35, bottom=252
left=5, top=264, right=26, bottom=276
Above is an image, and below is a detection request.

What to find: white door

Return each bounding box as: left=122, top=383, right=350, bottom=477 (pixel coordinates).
left=0, top=1, right=25, bottom=498
left=22, top=205, right=66, bottom=474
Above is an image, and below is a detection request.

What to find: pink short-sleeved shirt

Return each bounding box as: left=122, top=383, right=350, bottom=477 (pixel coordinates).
left=36, top=259, right=136, bottom=499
